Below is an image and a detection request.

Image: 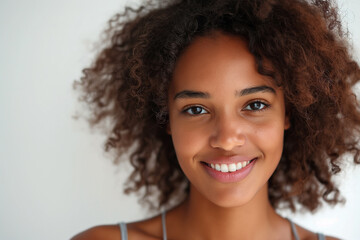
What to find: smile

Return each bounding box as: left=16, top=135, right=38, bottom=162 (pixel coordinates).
left=201, top=157, right=257, bottom=183
left=209, top=161, right=252, bottom=173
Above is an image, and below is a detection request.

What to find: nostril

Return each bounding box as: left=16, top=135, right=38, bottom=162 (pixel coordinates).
left=209, top=134, right=246, bottom=151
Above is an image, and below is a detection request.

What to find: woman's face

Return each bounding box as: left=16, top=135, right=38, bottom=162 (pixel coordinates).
left=167, top=32, right=290, bottom=207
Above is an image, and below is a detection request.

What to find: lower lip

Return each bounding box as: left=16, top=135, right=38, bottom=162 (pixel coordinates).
left=202, top=159, right=256, bottom=183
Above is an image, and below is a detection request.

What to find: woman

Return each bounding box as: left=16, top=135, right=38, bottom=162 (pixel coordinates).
left=72, top=0, right=360, bottom=239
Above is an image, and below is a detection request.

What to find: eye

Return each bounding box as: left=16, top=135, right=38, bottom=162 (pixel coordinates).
left=243, top=101, right=269, bottom=111
left=183, top=106, right=208, bottom=115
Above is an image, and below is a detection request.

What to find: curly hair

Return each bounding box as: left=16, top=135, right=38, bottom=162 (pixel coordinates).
left=75, top=0, right=360, bottom=212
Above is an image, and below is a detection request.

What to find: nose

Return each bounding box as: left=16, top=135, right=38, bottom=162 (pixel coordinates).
left=209, top=114, right=246, bottom=151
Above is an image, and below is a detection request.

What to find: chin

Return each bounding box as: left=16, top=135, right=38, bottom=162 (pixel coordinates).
left=204, top=186, right=261, bottom=209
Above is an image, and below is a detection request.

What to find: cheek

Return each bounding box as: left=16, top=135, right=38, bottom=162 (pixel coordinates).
left=253, top=119, right=285, bottom=162
left=170, top=120, right=208, bottom=164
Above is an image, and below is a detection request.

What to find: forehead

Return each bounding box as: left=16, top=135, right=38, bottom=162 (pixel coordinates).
left=170, top=32, right=275, bottom=94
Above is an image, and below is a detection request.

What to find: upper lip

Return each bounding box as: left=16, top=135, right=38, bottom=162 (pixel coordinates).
left=202, top=155, right=258, bottom=165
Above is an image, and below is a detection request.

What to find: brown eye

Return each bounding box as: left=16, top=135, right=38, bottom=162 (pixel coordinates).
left=244, top=101, right=269, bottom=111
left=183, top=106, right=208, bottom=115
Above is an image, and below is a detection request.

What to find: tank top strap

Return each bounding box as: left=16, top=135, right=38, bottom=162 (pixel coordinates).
left=287, top=218, right=327, bottom=240
left=118, top=211, right=167, bottom=240
left=317, top=232, right=326, bottom=240
left=119, top=222, right=128, bottom=240
left=287, top=218, right=300, bottom=240
left=161, top=210, right=167, bottom=240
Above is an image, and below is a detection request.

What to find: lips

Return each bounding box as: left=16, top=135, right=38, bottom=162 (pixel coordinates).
left=201, top=156, right=258, bottom=183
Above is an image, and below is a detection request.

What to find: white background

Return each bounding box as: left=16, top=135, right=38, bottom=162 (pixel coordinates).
left=0, top=0, right=359, bottom=239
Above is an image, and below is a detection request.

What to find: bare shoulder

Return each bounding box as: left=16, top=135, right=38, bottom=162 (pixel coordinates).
left=70, top=225, right=121, bottom=240
left=324, top=236, right=340, bottom=240
left=295, top=223, right=340, bottom=240
left=71, top=214, right=163, bottom=240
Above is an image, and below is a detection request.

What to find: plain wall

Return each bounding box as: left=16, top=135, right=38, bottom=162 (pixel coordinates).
left=0, top=0, right=359, bottom=239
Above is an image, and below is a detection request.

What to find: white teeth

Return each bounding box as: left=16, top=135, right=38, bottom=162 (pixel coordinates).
left=236, top=162, right=242, bottom=170
left=209, top=160, right=253, bottom=172
left=215, top=164, right=221, bottom=171
left=228, top=163, right=237, bottom=172
left=220, top=164, right=228, bottom=172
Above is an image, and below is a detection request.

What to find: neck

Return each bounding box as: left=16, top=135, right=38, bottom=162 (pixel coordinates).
left=175, top=184, right=284, bottom=240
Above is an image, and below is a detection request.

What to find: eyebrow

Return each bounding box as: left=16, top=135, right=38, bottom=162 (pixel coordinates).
left=173, top=85, right=276, bottom=100
left=174, top=90, right=210, bottom=100
left=235, top=85, right=276, bottom=96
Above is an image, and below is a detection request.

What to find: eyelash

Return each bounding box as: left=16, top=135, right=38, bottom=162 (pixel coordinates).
left=243, top=100, right=270, bottom=112
left=182, top=105, right=209, bottom=115
left=182, top=100, right=270, bottom=116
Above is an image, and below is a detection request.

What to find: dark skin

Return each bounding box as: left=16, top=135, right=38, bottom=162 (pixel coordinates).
left=72, top=33, right=339, bottom=240
left=71, top=207, right=338, bottom=240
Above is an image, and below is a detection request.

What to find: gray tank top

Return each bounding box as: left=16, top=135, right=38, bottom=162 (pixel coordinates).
left=118, top=212, right=325, bottom=240
left=288, top=218, right=326, bottom=240
left=119, top=211, right=167, bottom=240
